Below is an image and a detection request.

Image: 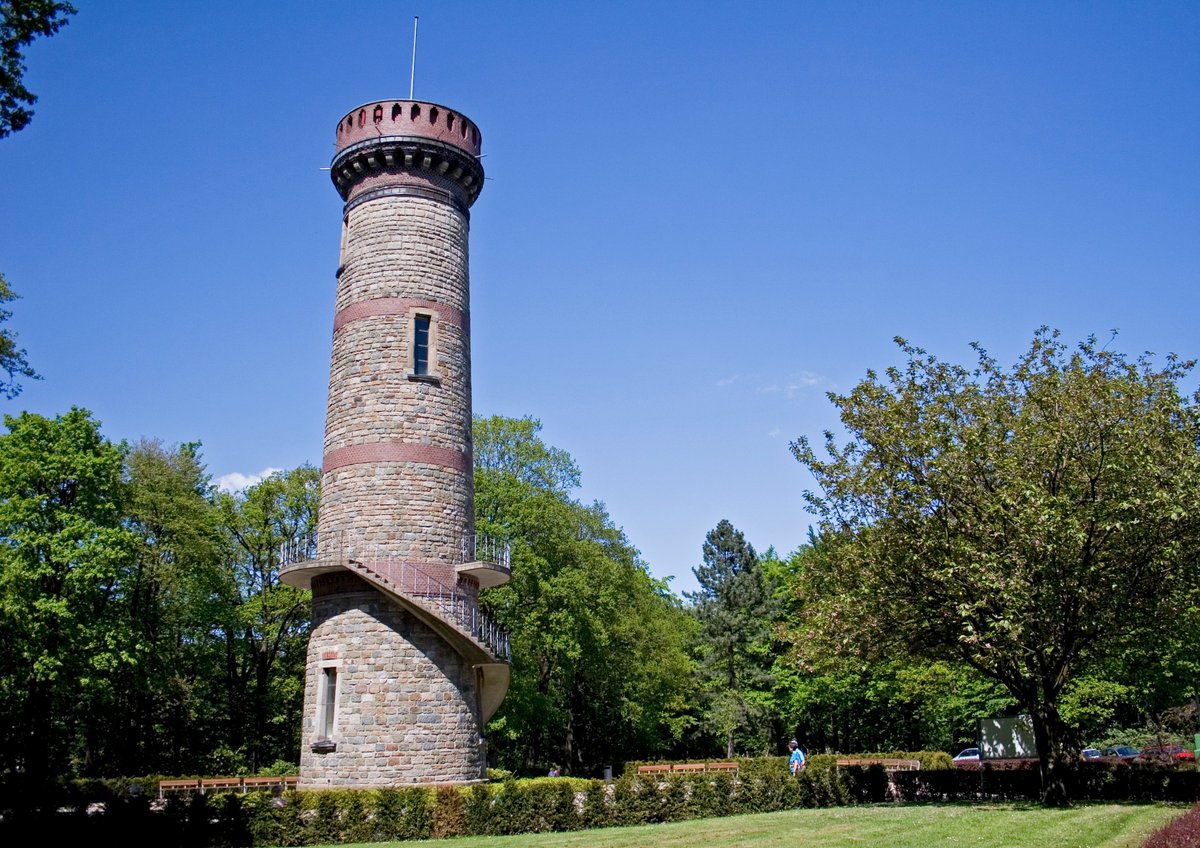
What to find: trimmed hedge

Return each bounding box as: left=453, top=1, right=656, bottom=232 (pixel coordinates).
left=7, top=759, right=1200, bottom=846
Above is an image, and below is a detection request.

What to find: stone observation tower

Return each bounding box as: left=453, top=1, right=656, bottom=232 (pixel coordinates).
left=280, top=99, right=511, bottom=787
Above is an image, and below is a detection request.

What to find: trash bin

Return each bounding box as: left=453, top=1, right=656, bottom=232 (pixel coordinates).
left=603, top=765, right=613, bottom=781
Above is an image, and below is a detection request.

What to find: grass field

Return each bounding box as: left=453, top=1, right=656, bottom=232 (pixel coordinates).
left=313, top=802, right=1189, bottom=848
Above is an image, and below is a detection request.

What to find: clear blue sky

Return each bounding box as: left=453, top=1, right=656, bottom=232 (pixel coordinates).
left=1, top=1, right=1197, bottom=597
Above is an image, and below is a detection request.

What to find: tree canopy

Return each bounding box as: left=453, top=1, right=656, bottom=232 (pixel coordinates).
left=0, top=1, right=75, bottom=138
left=474, top=415, right=695, bottom=774
left=790, top=328, right=1200, bottom=802
left=0, top=272, right=37, bottom=398
left=687, top=519, right=778, bottom=757
left=0, top=408, right=137, bottom=788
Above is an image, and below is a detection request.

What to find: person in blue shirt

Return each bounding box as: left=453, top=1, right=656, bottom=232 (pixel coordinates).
left=789, top=739, right=806, bottom=774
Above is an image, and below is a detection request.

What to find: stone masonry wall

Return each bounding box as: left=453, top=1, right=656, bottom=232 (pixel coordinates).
left=320, top=193, right=475, bottom=555
left=318, top=462, right=471, bottom=571
left=299, top=573, right=485, bottom=786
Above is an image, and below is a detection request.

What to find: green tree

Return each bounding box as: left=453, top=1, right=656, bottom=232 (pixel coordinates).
left=687, top=519, right=778, bottom=757
left=0, top=0, right=75, bottom=138
left=103, top=439, right=226, bottom=775
left=0, top=272, right=38, bottom=398
left=790, top=329, right=1200, bottom=803
left=475, top=415, right=695, bottom=773
left=0, top=408, right=138, bottom=790
left=213, top=466, right=318, bottom=772
left=772, top=533, right=1014, bottom=755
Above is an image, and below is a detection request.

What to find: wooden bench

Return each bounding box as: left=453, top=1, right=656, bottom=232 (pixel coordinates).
left=200, top=777, right=244, bottom=794
left=636, top=764, right=672, bottom=775
left=671, top=763, right=705, bottom=773
left=705, top=762, right=739, bottom=773
left=160, top=776, right=299, bottom=797
left=158, top=779, right=200, bottom=799
left=241, top=776, right=292, bottom=792
left=835, top=758, right=921, bottom=771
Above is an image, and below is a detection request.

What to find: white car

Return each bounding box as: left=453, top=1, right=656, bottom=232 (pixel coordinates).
left=952, top=747, right=981, bottom=763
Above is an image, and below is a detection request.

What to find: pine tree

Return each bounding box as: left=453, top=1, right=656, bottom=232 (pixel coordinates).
left=687, top=519, right=777, bottom=757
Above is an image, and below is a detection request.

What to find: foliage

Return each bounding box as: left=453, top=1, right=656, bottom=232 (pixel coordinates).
left=790, top=329, right=1200, bottom=802
left=1143, top=802, right=1200, bottom=848
left=475, top=415, right=696, bottom=774
left=0, top=408, right=139, bottom=791
left=88, top=439, right=227, bottom=777
left=0, top=0, right=75, bottom=137
left=775, top=535, right=1015, bottom=754
left=0, top=272, right=37, bottom=398
left=9, top=767, right=1198, bottom=844
left=0, top=792, right=1186, bottom=847
left=686, top=519, right=781, bottom=757
left=212, top=465, right=319, bottom=772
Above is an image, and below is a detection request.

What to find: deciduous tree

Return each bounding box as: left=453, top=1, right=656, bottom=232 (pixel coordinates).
left=213, top=466, right=318, bottom=772
left=0, top=408, right=137, bottom=789
left=105, top=439, right=226, bottom=775
left=790, top=329, right=1200, bottom=803
left=0, top=0, right=75, bottom=137
left=475, top=415, right=695, bottom=773
left=0, top=273, right=38, bottom=398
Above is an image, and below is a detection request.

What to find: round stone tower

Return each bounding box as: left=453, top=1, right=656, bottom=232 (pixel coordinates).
left=281, top=99, right=511, bottom=787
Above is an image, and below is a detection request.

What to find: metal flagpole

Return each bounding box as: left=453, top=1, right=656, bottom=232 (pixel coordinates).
left=409, top=16, right=419, bottom=99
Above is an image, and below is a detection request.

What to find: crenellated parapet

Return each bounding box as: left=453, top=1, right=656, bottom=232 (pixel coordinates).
left=330, top=100, right=485, bottom=211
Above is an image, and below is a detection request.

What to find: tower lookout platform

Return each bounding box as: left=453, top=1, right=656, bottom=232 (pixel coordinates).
left=281, top=99, right=510, bottom=787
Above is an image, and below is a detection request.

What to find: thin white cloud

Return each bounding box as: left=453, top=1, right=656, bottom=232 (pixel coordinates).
left=759, top=371, right=825, bottom=398
left=215, top=467, right=283, bottom=493
left=767, top=427, right=781, bottom=438
left=717, top=375, right=738, bottom=387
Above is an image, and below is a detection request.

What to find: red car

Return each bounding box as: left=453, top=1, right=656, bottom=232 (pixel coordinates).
left=1138, top=744, right=1196, bottom=764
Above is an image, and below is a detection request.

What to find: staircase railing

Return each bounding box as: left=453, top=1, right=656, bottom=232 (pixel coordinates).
left=280, top=530, right=511, bottom=661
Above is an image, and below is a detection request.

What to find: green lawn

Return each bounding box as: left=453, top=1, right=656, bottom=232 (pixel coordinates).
left=316, top=802, right=1188, bottom=848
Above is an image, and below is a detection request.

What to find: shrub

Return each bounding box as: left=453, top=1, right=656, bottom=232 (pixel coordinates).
left=432, top=785, right=467, bottom=838
left=13, top=756, right=1200, bottom=845
left=372, top=787, right=433, bottom=842
left=1142, top=802, right=1200, bottom=848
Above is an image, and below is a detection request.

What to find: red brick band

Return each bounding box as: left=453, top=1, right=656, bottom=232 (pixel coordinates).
left=333, top=297, right=468, bottom=334
left=323, top=442, right=471, bottom=474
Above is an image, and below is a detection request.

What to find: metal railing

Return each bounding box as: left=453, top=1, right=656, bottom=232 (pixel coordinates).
left=280, top=529, right=511, bottom=661
left=460, top=532, right=511, bottom=568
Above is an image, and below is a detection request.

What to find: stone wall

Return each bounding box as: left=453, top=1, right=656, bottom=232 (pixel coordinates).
left=299, top=573, right=486, bottom=786
left=320, top=192, right=475, bottom=558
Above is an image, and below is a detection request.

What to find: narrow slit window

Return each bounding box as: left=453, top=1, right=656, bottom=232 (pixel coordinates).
left=413, top=315, right=431, bottom=375
left=320, top=667, right=337, bottom=740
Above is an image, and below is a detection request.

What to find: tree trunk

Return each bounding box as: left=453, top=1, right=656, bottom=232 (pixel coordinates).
left=1029, top=703, right=1071, bottom=806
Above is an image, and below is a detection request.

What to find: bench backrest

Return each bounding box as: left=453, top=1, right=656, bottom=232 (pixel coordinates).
left=157, top=779, right=200, bottom=798
left=835, top=758, right=921, bottom=770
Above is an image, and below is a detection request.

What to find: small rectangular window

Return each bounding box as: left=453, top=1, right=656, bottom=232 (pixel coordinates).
left=320, top=667, right=337, bottom=740
left=413, top=315, right=431, bottom=376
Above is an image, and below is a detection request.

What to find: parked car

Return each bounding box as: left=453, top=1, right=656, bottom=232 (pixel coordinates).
left=1104, top=745, right=1140, bottom=759
left=1138, top=744, right=1196, bottom=764
left=952, top=747, right=981, bottom=763
left=1082, top=748, right=1102, bottom=760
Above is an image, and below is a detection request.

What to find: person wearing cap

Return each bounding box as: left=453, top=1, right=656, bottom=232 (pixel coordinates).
left=789, top=739, right=806, bottom=774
